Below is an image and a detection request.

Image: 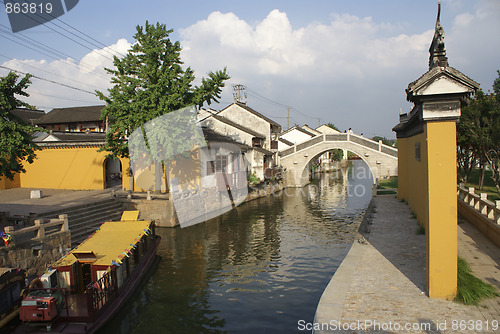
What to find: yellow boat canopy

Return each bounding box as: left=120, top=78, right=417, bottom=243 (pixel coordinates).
left=53, top=218, right=153, bottom=268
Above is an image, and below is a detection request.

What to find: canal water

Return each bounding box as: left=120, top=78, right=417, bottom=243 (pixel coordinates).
left=100, top=160, right=373, bottom=334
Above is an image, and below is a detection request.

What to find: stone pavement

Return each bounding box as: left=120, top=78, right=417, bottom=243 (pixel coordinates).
left=315, top=195, right=500, bottom=334
left=0, top=187, right=116, bottom=217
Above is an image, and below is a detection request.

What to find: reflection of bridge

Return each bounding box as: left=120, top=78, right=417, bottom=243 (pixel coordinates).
left=279, top=133, right=398, bottom=187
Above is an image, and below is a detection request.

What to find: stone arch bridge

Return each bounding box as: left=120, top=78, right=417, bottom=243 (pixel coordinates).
left=279, top=133, right=398, bottom=187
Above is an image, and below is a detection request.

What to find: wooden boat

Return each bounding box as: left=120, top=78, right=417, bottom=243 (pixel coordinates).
left=0, top=268, right=25, bottom=331
left=15, top=211, right=160, bottom=333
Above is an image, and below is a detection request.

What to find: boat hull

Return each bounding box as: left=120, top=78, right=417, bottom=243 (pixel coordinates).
left=13, top=235, right=161, bottom=334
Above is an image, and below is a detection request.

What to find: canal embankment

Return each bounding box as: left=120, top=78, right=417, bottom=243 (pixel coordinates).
left=314, top=195, right=500, bottom=334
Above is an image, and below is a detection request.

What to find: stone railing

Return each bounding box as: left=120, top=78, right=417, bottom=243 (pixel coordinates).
left=279, top=133, right=398, bottom=158
left=457, top=184, right=500, bottom=225
left=4, top=214, right=69, bottom=246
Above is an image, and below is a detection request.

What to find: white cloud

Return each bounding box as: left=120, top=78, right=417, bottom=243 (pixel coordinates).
left=0, top=39, right=132, bottom=110
left=179, top=10, right=434, bottom=135
left=2, top=1, right=497, bottom=137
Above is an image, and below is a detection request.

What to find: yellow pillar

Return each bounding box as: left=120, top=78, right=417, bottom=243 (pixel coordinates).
left=393, top=2, right=478, bottom=300
left=426, top=121, right=458, bottom=299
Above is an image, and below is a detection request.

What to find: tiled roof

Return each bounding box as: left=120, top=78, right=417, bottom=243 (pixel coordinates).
left=221, top=103, right=282, bottom=128
left=279, top=125, right=316, bottom=138
left=35, top=105, right=105, bottom=125
left=37, top=131, right=107, bottom=143
left=301, top=125, right=321, bottom=136
left=201, top=127, right=252, bottom=152
left=10, top=108, right=45, bottom=124
left=278, top=137, right=294, bottom=146
left=406, top=66, right=479, bottom=99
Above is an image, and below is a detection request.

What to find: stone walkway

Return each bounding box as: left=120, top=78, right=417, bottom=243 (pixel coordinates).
left=315, top=195, right=500, bottom=333
left=0, top=187, right=116, bottom=216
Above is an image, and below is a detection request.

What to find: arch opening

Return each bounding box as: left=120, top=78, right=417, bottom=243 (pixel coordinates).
left=104, top=157, right=122, bottom=188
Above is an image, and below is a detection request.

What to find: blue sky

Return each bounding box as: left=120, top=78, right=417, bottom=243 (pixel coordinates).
left=1, top=0, right=499, bottom=138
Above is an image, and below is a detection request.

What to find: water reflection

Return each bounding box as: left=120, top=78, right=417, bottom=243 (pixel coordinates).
left=99, top=160, right=372, bottom=334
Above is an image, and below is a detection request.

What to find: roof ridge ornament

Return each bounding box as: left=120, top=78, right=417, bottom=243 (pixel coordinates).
left=429, top=1, right=449, bottom=70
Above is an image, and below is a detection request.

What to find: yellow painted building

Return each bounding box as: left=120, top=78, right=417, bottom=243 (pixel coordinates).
left=393, top=4, right=478, bottom=299
left=21, top=142, right=129, bottom=191
left=0, top=174, right=20, bottom=190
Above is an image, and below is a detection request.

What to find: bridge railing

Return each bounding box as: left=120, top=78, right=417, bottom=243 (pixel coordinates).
left=457, top=184, right=500, bottom=225
left=296, top=136, right=323, bottom=151
left=350, top=135, right=379, bottom=151
left=279, top=133, right=398, bottom=158
left=325, top=133, right=347, bottom=141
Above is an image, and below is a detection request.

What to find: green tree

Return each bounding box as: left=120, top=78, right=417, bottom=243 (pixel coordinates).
left=0, top=72, right=40, bottom=180
left=327, top=122, right=339, bottom=132
left=96, top=21, right=230, bottom=159
left=493, top=70, right=500, bottom=95
left=371, top=136, right=392, bottom=146
left=457, top=89, right=500, bottom=192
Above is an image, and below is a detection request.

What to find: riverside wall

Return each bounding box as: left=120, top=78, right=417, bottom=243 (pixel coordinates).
left=120, top=181, right=284, bottom=228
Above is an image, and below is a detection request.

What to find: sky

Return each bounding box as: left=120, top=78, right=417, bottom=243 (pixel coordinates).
left=1, top=0, right=499, bottom=138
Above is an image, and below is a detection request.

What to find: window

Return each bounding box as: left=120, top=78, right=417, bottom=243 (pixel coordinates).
left=215, top=155, right=228, bottom=172
left=271, top=140, right=278, bottom=149
left=252, top=137, right=262, bottom=148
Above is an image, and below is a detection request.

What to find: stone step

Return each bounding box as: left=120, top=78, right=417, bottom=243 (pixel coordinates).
left=70, top=212, right=124, bottom=247
left=68, top=206, right=124, bottom=229
left=38, top=199, right=120, bottom=219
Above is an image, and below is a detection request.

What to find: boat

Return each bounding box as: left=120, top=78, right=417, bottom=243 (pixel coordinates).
left=15, top=211, right=160, bottom=333
left=0, top=268, right=26, bottom=331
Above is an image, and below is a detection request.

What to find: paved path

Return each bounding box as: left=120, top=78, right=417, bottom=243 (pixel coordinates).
left=0, top=187, right=116, bottom=216
left=315, top=196, right=500, bottom=333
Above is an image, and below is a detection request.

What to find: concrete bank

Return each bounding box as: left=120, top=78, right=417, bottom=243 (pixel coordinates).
left=0, top=182, right=284, bottom=228
left=314, top=195, right=500, bottom=334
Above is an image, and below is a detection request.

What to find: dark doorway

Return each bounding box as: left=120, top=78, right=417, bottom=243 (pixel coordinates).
left=105, top=158, right=122, bottom=188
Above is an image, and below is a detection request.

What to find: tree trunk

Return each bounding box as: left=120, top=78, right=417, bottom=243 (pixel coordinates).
left=479, top=162, right=485, bottom=190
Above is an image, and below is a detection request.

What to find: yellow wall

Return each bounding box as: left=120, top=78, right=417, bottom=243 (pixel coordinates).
left=396, top=137, right=408, bottom=201
left=0, top=173, right=20, bottom=190
left=22, top=146, right=109, bottom=190
left=397, top=121, right=457, bottom=300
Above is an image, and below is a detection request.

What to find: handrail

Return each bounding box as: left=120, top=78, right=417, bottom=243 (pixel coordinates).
left=3, top=214, right=69, bottom=245
left=86, top=268, right=119, bottom=320
left=457, top=184, right=500, bottom=225
left=279, top=133, right=397, bottom=158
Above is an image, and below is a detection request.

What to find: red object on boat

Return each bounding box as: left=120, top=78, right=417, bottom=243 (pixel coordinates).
left=19, top=296, right=58, bottom=322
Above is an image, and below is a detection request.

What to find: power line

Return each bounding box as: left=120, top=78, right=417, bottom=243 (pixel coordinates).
left=245, top=86, right=321, bottom=125
left=28, top=89, right=99, bottom=103
left=0, top=0, right=116, bottom=62
left=0, top=64, right=96, bottom=95
left=0, top=53, right=108, bottom=91
left=0, top=25, right=112, bottom=81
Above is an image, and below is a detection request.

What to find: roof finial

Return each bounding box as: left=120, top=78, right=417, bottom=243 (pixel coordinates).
left=437, top=1, right=441, bottom=23
left=429, top=1, right=448, bottom=69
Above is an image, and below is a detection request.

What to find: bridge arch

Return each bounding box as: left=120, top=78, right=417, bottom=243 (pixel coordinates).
left=279, top=133, right=397, bottom=187
left=298, top=146, right=375, bottom=185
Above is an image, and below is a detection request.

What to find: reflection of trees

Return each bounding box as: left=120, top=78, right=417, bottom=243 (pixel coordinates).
left=118, top=197, right=284, bottom=333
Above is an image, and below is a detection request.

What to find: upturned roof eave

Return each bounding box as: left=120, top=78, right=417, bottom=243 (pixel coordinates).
left=406, top=66, right=480, bottom=101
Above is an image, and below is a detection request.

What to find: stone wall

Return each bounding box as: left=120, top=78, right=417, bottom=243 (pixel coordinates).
left=0, top=231, right=71, bottom=277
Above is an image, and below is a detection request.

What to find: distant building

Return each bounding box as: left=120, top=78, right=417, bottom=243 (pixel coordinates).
left=9, top=108, right=45, bottom=125
left=278, top=125, right=316, bottom=151
left=35, top=105, right=106, bottom=132
left=316, top=124, right=340, bottom=134
left=199, top=103, right=282, bottom=180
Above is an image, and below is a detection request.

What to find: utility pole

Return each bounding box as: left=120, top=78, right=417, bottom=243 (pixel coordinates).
left=287, top=106, right=290, bottom=130
left=232, top=84, right=247, bottom=104
left=318, top=118, right=321, bottom=127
